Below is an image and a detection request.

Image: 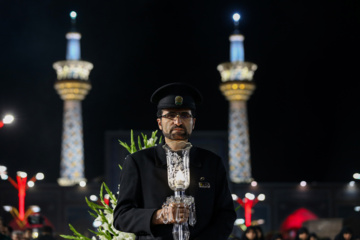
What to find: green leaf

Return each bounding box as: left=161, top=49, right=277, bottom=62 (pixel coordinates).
left=103, top=182, right=117, bottom=204
left=99, top=184, right=105, bottom=205
left=118, top=140, right=131, bottom=153
left=151, top=130, right=157, bottom=140
left=67, top=224, right=92, bottom=240
left=130, top=129, right=136, bottom=153
left=59, top=235, right=81, bottom=240
left=144, top=134, right=148, bottom=145
left=85, top=197, right=105, bottom=212
left=88, top=211, right=98, bottom=219
left=88, top=229, right=112, bottom=239
left=137, top=135, right=142, bottom=151
left=87, top=229, right=98, bottom=235
left=140, top=132, right=146, bottom=147
left=64, top=130, right=166, bottom=240
left=89, top=229, right=107, bottom=237
left=119, top=129, right=162, bottom=154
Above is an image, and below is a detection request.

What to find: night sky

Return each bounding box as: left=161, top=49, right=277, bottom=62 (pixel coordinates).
left=0, top=0, right=359, bottom=184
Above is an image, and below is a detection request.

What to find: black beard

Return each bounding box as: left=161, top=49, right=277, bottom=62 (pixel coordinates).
left=163, top=126, right=191, bottom=140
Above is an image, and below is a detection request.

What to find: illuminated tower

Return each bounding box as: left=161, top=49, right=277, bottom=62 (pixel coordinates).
left=217, top=13, right=257, bottom=183
left=53, top=11, right=93, bottom=186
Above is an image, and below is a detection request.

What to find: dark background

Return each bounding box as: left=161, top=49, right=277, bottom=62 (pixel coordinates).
left=0, top=0, right=359, bottom=184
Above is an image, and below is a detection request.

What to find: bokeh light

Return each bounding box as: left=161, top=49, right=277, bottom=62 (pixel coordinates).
left=70, top=11, right=77, bottom=19
left=232, top=13, right=241, bottom=22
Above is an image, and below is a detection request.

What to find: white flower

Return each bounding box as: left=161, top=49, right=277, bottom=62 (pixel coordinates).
left=99, top=235, right=107, bottom=240
left=95, top=215, right=102, bottom=222
left=104, top=209, right=112, bottom=216
left=113, top=228, right=121, bottom=235
left=114, top=232, right=135, bottom=240
left=147, top=138, right=155, bottom=146
left=101, top=222, right=109, bottom=231
left=110, top=198, right=117, bottom=209
left=64, top=131, right=160, bottom=240
left=105, top=213, right=113, bottom=224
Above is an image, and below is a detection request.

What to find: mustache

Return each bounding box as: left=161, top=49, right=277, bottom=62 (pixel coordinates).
left=171, top=125, right=185, bottom=131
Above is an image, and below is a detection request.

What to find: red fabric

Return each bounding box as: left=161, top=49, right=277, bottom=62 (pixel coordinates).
left=280, top=208, right=318, bottom=232
left=237, top=197, right=260, bottom=227
left=8, top=214, right=55, bottom=231
left=17, top=175, right=27, bottom=221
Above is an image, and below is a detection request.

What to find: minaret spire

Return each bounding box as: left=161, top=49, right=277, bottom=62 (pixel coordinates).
left=232, top=13, right=240, bottom=33
left=70, top=11, right=77, bottom=25
left=230, top=13, right=244, bottom=62
left=217, top=13, right=258, bottom=183
left=66, top=11, right=81, bottom=60
left=53, top=11, right=93, bottom=186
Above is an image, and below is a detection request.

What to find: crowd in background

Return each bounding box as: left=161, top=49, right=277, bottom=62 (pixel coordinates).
left=232, top=225, right=359, bottom=240
left=0, top=217, right=56, bottom=240
left=1, top=215, right=359, bottom=240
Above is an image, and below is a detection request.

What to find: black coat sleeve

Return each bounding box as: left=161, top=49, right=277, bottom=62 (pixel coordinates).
left=112, top=155, right=157, bottom=236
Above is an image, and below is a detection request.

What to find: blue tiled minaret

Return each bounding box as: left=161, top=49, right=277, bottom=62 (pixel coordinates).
left=53, top=11, right=93, bottom=186
left=217, top=13, right=258, bottom=183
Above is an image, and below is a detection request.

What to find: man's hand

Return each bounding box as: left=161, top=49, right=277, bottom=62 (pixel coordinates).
left=152, top=203, right=189, bottom=225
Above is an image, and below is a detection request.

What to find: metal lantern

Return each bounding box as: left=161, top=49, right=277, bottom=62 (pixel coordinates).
left=162, top=143, right=196, bottom=240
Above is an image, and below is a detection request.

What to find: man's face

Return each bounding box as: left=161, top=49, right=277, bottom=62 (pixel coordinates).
left=157, top=108, right=196, bottom=141
left=299, top=233, right=308, bottom=240
left=343, top=233, right=352, bottom=240
left=245, top=230, right=257, bottom=240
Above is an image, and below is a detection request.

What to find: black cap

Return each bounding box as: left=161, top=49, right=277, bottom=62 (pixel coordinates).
left=150, top=82, right=203, bottom=111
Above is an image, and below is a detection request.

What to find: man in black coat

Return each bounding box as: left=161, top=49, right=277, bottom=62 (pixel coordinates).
left=113, top=82, right=236, bottom=240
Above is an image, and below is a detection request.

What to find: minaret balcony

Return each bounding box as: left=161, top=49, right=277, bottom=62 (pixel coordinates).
left=217, top=61, right=257, bottom=82
left=53, top=60, right=93, bottom=81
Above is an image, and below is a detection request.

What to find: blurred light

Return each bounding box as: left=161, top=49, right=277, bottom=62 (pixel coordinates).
left=27, top=181, right=35, bottom=187
left=17, top=171, right=27, bottom=178
left=36, top=172, right=45, bottom=180
left=251, top=181, right=257, bottom=187
left=300, top=181, right=307, bottom=187
left=231, top=194, right=238, bottom=201
left=355, top=206, right=360, bottom=212
left=93, top=220, right=102, bottom=228
left=232, top=13, right=241, bottom=22
left=0, top=166, right=7, bottom=179
left=1, top=174, right=8, bottom=180
left=30, top=205, right=41, bottom=213
left=79, top=180, right=86, bottom=187
left=353, top=173, right=360, bottom=180
left=3, top=114, right=14, bottom=124
left=0, top=121, right=3, bottom=128
left=256, top=219, right=265, bottom=225
left=90, top=195, right=98, bottom=201
left=257, top=194, right=266, bottom=201
left=32, top=231, right=39, bottom=239
left=70, top=11, right=77, bottom=19
left=245, top=192, right=255, bottom=200
left=234, top=218, right=245, bottom=225
left=3, top=205, right=12, bottom=212
left=349, top=181, right=355, bottom=187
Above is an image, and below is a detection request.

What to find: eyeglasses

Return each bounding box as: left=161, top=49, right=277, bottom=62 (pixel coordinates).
left=160, top=112, right=193, bottom=120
